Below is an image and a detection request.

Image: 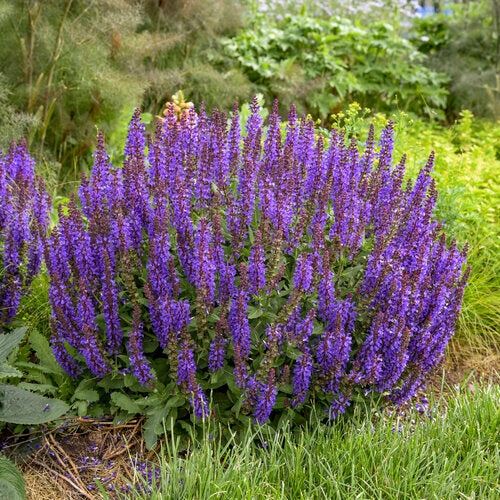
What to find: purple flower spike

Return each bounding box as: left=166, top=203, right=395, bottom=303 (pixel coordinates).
left=128, top=305, right=154, bottom=387
left=37, top=101, right=469, bottom=422
left=0, top=140, right=50, bottom=327
left=253, top=368, right=277, bottom=424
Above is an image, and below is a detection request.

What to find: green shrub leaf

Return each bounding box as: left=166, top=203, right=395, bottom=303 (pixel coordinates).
left=0, top=384, right=69, bottom=424
left=0, top=328, right=28, bottom=363
left=0, top=456, right=26, bottom=500
left=29, top=329, right=64, bottom=375
left=0, top=363, right=22, bottom=379
left=110, top=392, right=141, bottom=414
left=144, top=406, right=171, bottom=450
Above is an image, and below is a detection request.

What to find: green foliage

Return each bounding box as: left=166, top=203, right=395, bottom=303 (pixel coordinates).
left=0, top=0, right=147, bottom=191
left=0, top=455, right=26, bottom=500
left=0, top=384, right=69, bottom=425
left=0, top=327, right=69, bottom=425
left=13, top=327, right=75, bottom=404
left=104, top=383, right=500, bottom=499
left=411, top=1, right=499, bottom=120
left=140, top=0, right=251, bottom=113
left=0, top=328, right=28, bottom=363
left=0, top=0, right=252, bottom=188
left=221, top=13, right=448, bottom=120
left=0, top=76, right=38, bottom=152
left=15, top=271, right=52, bottom=339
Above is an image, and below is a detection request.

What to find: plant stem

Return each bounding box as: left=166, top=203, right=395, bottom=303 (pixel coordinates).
left=26, top=0, right=46, bottom=113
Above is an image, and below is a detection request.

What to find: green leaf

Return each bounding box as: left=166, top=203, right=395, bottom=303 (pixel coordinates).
left=164, top=408, right=178, bottom=431
left=0, top=384, right=69, bottom=424
left=285, top=345, right=302, bottom=361
left=72, top=389, right=99, bottom=403
left=144, top=406, right=170, bottom=450
left=124, top=373, right=152, bottom=392
left=232, top=398, right=244, bottom=418
left=72, top=379, right=99, bottom=403
left=165, top=394, right=186, bottom=408
left=0, top=328, right=28, bottom=363
left=143, top=340, right=158, bottom=353
left=76, top=400, right=88, bottom=416
left=14, top=361, right=60, bottom=376
left=98, top=375, right=125, bottom=390
left=30, top=330, right=64, bottom=375
left=0, top=363, right=22, bottom=379
left=0, top=456, right=26, bottom=500
left=248, top=306, right=263, bottom=319
left=17, top=383, right=57, bottom=395
left=110, top=392, right=141, bottom=414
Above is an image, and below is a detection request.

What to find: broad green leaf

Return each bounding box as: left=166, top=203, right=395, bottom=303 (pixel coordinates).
left=98, top=375, right=125, bottom=390
left=0, top=328, right=28, bottom=363
left=17, top=382, right=57, bottom=395
left=0, top=456, right=26, bottom=500
left=76, top=400, right=88, bottom=416
left=0, top=384, right=69, bottom=424
left=144, top=406, right=170, bottom=450
left=30, top=329, right=64, bottom=375
left=0, top=363, right=22, bottom=379
left=165, top=394, right=186, bottom=408
left=72, top=389, right=99, bottom=403
left=124, top=373, right=153, bottom=392
left=14, top=361, right=60, bottom=376
left=248, top=307, right=263, bottom=319
left=110, top=392, right=141, bottom=414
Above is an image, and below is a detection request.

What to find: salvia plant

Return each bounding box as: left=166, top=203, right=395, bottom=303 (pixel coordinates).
left=45, top=98, right=470, bottom=428
left=0, top=139, right=50, bottom=330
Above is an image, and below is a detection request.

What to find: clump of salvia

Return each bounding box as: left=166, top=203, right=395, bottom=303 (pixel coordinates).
left=45, top=98, right=470, bottom=423
left=0, top=139, right=50, bottom=329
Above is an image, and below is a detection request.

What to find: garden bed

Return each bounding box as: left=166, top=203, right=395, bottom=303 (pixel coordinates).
left=8, top=351, right=498, bottom=500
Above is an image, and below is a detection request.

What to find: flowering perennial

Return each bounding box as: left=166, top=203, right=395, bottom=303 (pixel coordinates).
left=45, top=99, right=469, bottom=422
left=0, top=139, right=50, bottom=328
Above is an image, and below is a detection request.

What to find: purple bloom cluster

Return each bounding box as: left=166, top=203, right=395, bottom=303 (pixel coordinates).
left=0, top=139, right=50, bottom=328
left=43, top=99, right=469, bottom=422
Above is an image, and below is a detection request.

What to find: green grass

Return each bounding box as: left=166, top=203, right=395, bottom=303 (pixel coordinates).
left=105, top=383, right=499, bottom=500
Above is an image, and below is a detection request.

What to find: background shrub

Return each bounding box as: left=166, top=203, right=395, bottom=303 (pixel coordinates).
left=411, top=0, right=500, bottom=120
left=0, top=0, right=250, bottom=187
left=219, top=12, right=448, bottom=120
left=44, top=101, right=469, bottom=444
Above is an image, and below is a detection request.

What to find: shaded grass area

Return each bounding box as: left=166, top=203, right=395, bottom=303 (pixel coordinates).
left=101, top=383, right=500, bottom=500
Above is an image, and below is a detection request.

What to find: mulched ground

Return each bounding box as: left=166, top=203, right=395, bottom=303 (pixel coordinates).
left=2, top=348, right=498, bottom=500
left=2, top=417, right=150, bottom=499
